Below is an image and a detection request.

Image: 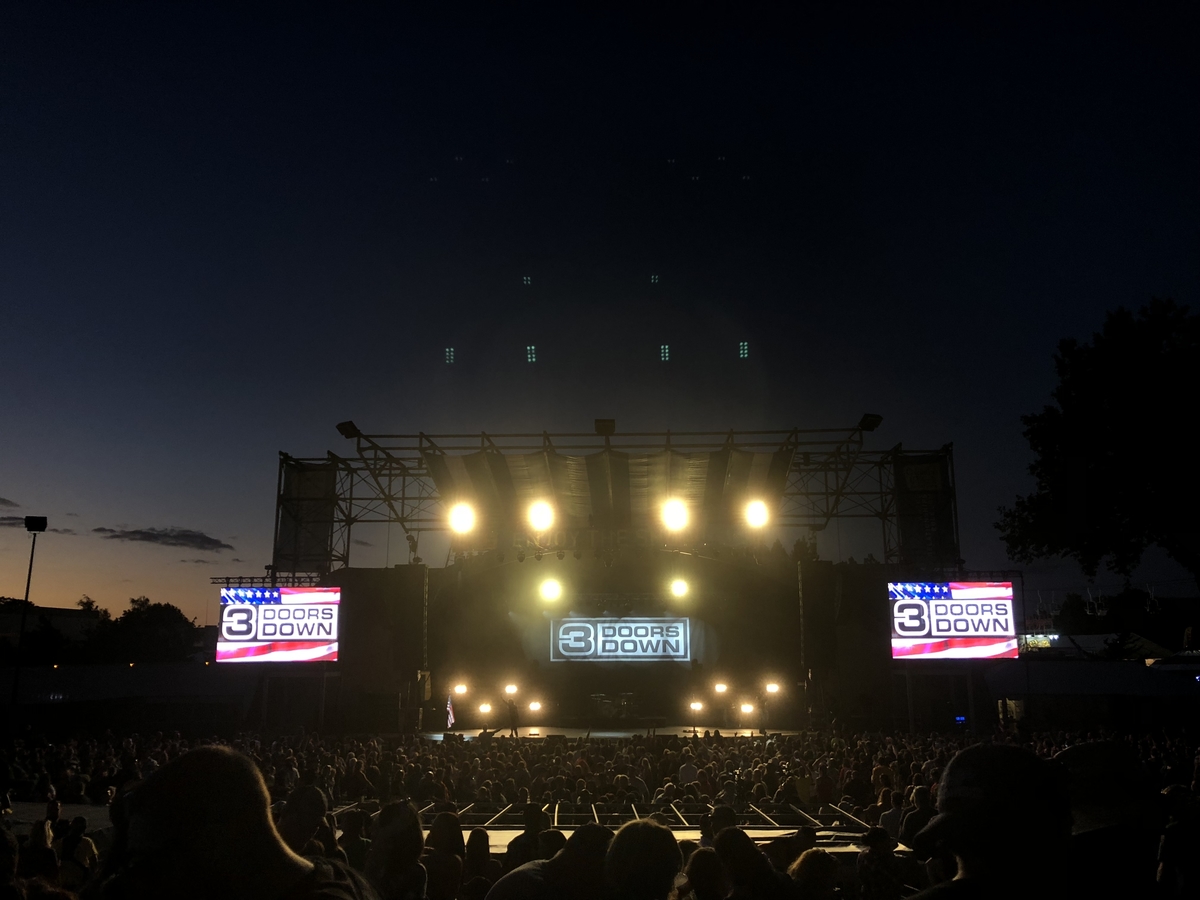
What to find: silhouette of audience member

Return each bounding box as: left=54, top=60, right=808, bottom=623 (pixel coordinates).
left=898, top=786, right=934, bottom=850
left=682, top=847, right=728, bottom=900
left=878, top=791, right=904, bottom=841
left=423, top=811, right=465, bottom=900
left=55, top=816, right=97, bottom=891
left=787, top=848, right=838, bottom=900
left=1158, top=784, right=1200, bottom=898
left=501, top=805, right=546, bottom=873
left=605, top=819, right=682, bottom=900
left=535, top=829, right=565, bottom=861
left=1, top=827, right=21, bottom=900
left=97, top=745, right=378, bottom=899
left=485, top=822, right=613, bottom=900
left=713, top=827, right=797, bottom=900
left=364, top=802, right=427, bottom=900
left=702, top=807, right=736, bottom=849
left=338, top=811, right=372, bottom=874
left=909, top=744, right=1072, bottom=900
left=279, top=786, right=332, bottom=856
left=462, top=829, right=501, bottom=886
left=17, top=820, right=57, bottom=885
left=857, top=828, right=900, bottom=900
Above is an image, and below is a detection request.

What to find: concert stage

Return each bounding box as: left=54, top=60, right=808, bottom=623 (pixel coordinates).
left=422, top=724, right=802, bottom=741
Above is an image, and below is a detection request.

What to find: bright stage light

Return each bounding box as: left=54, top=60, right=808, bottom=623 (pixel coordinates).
left=765, top=682, right=780, bottom=694
left=670, top=579, right=688, bottom=598
left=745, top=500, right=769, bottom=528
left=479, top=703, right=492, bottom=714
left=528, top=501, right=555, bottom=532
left=449, top=503, right=476, bottom=534
left=714, top=683, right=727, bottom=694
left=690, top=701, right=703, bottom=712
left=740, top=703, right=754, bottom=714
left=539, top=579, right=563, bottom=602
left=454, top=683, right=468, bottom=695
left=505, top=684, right=518, bottom=695
left=528, top=701, right=542, bottom=711
left=661, top=498, right=688, bottom=532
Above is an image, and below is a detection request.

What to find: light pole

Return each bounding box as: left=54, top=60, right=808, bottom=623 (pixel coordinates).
left=11, top=516, right=48, bottom=708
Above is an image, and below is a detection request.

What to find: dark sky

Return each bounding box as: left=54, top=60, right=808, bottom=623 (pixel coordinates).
left=2, top=4, right=1197, bottom=621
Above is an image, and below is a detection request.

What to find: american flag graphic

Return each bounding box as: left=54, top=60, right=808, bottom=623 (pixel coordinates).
left=446, top=695, right=456, bottom=729
left=889, top=581, right=1018, bottom=660
left=215, top=586, right=340, bottom=664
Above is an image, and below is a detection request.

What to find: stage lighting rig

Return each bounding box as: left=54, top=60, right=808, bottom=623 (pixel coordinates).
left=661, top=498, right=688, bottom=532
left=745, top=500, right=769, bottom=528
left=528, top=501, right=555, bottom=532
left=449, top=503, right=476, bottom=534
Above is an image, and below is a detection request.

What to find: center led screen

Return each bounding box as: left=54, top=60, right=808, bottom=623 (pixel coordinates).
left=889, top=582, right=1017, bottom=660
left=216, top=586, right=340, bottom=663
left=550, top=617, right=690, bottom=662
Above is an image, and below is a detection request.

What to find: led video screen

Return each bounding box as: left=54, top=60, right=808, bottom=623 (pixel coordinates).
left=216, top=586, right=340, bottom=663
left=550, top=617, right=690, bottom=662
left=889, top=582, right=1017, bottom=660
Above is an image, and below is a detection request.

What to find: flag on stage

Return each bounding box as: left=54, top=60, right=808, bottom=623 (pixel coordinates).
left=446, top=694, right=455, bottom=729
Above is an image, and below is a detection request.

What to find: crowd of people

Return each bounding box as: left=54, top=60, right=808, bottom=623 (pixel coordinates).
left=0, top=725, right=1196, bottom=899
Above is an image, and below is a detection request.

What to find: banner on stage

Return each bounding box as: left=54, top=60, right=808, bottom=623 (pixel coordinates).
left=889, top=582, right=1017, bottom=660
left=551, top=617, right=690, bottom=662
left=216, top=586, right=340, bottom=663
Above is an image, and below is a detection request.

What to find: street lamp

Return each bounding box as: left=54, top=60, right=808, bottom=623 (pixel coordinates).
left=11, top=516, right=47, bottom=708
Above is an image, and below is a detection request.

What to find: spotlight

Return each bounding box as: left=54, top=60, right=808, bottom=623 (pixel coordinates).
left=534, top=551, right=543, bottom=562
left=454, top=684, right=468, bottom=695
left=670, top=579, right=688, bottom=598
left=573, top=549, right=582, bottom=560
left=714, top=683, right=728, bottom=694
left=505, top=684, right=518, bottom=695
left=690, top=701, right=703, bottom=712
left=556, top=549, right=565, bottom=560
left=661, top=498, right=688, bottom=532
left=740, top=703, right=754, bottom=714
left=479, top=703, right=491, bottom=714
left=335, top=420, right=362, bottom=439
left=528, top=701, right=542, bottom=711
left=528, top=501, right=555, bottom=532
left=449, top=503, right=476, bottom=534
left=765, top=683, right=780, bottom=694
left=745, top=500, right=769, bottom=528
left=539, top=579, right=563, bottom=602
left=517, top=551, right=526, bottom=563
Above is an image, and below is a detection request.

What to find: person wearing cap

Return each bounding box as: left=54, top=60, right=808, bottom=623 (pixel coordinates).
left=908, top=744, right=1072, bottom=899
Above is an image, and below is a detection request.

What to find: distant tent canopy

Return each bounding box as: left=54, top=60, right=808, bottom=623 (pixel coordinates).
left=422, top=446, right=793, bottom=539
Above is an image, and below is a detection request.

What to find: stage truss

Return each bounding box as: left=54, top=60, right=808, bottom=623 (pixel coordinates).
left=253, top=421, right=959, bottom=576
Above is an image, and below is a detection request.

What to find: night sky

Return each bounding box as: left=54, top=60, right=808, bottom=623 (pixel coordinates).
left=2, top=5, right=1197, bottom=623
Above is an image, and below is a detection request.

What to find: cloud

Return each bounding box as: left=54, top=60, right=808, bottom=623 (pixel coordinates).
left=231, top=558, right=245, bottom=563
left=93, top=526, right=234, bottom=552
left=0, top=516, right=25, bottom=528
left=0, top=498, right=18, bottom=509
left=65, top=512, right=80, bottom=517
left=352, top=539, right=373, bottom=547
left=48, top=528, right=76, bottom=535
left=181, top=558, right=216, bottom=564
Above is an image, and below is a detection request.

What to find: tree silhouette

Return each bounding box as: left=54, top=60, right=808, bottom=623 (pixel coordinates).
left=84, top=596, right=199, bottom=663
left=998, top=299, right=1200, bottom=588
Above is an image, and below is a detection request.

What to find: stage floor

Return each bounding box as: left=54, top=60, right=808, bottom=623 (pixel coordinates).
left=424, top=724, right=799, bottom=740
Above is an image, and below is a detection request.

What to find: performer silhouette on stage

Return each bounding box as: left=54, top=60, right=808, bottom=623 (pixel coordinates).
left=505, top=698, right=520, bottom=737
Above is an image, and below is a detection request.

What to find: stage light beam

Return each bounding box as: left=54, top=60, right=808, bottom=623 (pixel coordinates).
left=661, top=498, right=688, bottom=532
left=714, top=683, right=727, bottom=694
left=505, top=684, right=518, bottom=695
left=528, top=501, right=555, bottom=532
left=745, top=500, right=769, bottom=528
left=670, top=579, right=688, bottom=598
left=449, top=503, right=476, bottom=534
left=454, top=684, right=467, bottom=695
left=539, top=579, right=563, bottom=602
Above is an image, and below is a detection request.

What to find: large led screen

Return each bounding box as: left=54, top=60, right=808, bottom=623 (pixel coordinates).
left=216, top=586, right=340, bottom=663
left=550, top=617, right=690, bottom=662
left=889, top=582, right=1017, bottom=660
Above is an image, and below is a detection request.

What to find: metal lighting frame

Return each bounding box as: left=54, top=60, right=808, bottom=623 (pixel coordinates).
left=254, top=424, right=958, bottom=576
